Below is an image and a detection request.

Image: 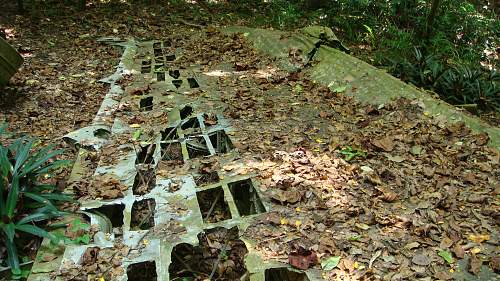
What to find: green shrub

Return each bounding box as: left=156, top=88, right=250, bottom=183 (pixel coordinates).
left=0, top=125, right=72, bottom=278
left=388, top=48, right=500, bottom=112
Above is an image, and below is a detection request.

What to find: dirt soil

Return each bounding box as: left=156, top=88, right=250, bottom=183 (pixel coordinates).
left=0, top=1, right=499, bottom=280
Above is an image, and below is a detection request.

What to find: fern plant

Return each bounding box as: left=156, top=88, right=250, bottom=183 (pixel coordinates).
left=0, top=125, right=72, bottom=278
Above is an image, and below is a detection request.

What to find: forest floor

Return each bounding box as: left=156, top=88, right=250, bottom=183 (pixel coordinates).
left=0, top=1, right=498, bottom=280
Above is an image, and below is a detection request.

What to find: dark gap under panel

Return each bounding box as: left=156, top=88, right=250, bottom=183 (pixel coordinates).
left=127, top=261, right=157, bottom=281
left=228, top=179, right=265, bottom=217
left=141, top=66, right=151, bottom=74
left=140, top=96, right=154, bottom=111
left=166, top=54, right=176, bottom=61
left=136, top=144, right=156, bottom=164
left=130, top=198, right=156, bottom=230
left=181, top=117, right=200, bottom=130
left=172, top=79, right=183, bottom=89
left=196, top=187, right=231, bottom=223
left=93, top=128, right=111, bottom=139
left=179, top=105, right=193, bottom=119
left=160, top=142, right=184, bottom=168
left=208, top=130, right=234, bottom=154
left=187, top=77, right=199, bottom=88
left=157, top=72, right=165, bottom=81
left=154, top=64, right=164, bottom=72
left=161, top=126, right=179, bottom=141
left=186, top=137, right=210, bottom=159
left=169, top=69, right=180, bottom=79
left=154, top=48, right=162, bottom=57
left=169, top=227, right=248, bottom=280
left=265, top=268, right=309, bottom=281
left=141, top=59, right=151, bottom=66
left=153, top=42, right=161, bottom=49
left=88, top=204, right=125, bottom=229
left=133, top=167, right=156, bottom=195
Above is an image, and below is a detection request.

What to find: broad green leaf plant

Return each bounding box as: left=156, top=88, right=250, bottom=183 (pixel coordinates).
left=0, top=125, right=72, bottom=278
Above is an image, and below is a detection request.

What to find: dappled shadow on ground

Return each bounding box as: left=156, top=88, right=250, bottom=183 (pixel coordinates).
left=0, top=2, right=498, bottom=280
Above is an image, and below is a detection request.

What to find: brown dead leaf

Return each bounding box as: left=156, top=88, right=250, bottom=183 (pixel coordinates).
left=440, top=236, right=454, bottom=249
left=41, top=254, right=58, bottom=262
left=412, top=253, right=431, bottom=266
left=381, top=190, right=398, bottom=202
left=474, top=132, right=489, bottom=146
left=288, top=248, right=318, bottom=270
left=434, top=271, right=453, bottom=280
left=318, top=235, right=336, bottom=254
left=490, top=256, right=500, bottom=272
left=372, top=136, right=394, bottom=152
left=80, top=247, right=99, bottom=266
left=470, top=255, right=482, bottom=275
left=452, top=244, right=465, bottom=259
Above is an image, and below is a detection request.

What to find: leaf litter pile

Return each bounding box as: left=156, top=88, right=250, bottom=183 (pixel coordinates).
left=1, top=3, right=499, bottom=280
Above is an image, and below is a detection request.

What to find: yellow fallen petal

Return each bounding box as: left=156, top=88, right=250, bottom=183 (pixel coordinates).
left=353, top=261, right=359, bottom=269
left=130, top=124, right=141, bottom=128
left=280, top=218, right=288, bottom=225
left=468, top=234, right=490, bottom=243
left=470, top=247, right=481, bottom=254
left=295, top=220, right=302, bottom=228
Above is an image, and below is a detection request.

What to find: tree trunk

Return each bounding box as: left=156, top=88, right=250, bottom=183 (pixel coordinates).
left=17, top=0, right=24, bottom=14
left=426, top=0, right=442, bottom=38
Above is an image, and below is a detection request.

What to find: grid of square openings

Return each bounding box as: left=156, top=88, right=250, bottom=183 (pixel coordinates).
left=140, top=41, right=200, bottom=89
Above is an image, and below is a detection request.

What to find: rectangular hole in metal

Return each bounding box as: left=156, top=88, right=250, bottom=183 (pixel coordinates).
left=154, top=48, right=162, bottom=57
left=169, top=69, right=180, bottom=79
left=181, top=117, right=200, bottom=130
left=228, top=179, right=265, bottom=217
left=141, top=59, right=151, bottom=66
left=153, top=42, right=161, bottom=49
left=187, top=136, right=210, bottom=159
left=86, top=204, right=125, bottom=229
left=196, top=187, right=231, bottom=223
left=127, top=261, right=157, bottom=281
left=161, top=126, right=179, bottom=141
left=180, top=105, right=193, bottom=119
left=265, top=268, right=309, bottom=281
left=208, top=130, right=234, bottom=154
left=169, top=227, right=248, bottom=280
left=136, top=144, right=156, bottom=164
left=131, top=199, right=156, bottom=230
left=157, top=72, right=165, bottom=81
left=166, top=54, right=176, bottom=61
left=141, top=66, right=151, bottom=74
left=133, top=167, right=156, bottom=195
left=187, top=77, right=199, bottom=88
left=172, top=79, right=182, bottom=89
left=163, top=40, right=171, bottom=47
left=160, top=142, right=184, bottom=166
left=154, top=64, right=164, bottom=72
left=140, top=96, right=154, bottom=111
